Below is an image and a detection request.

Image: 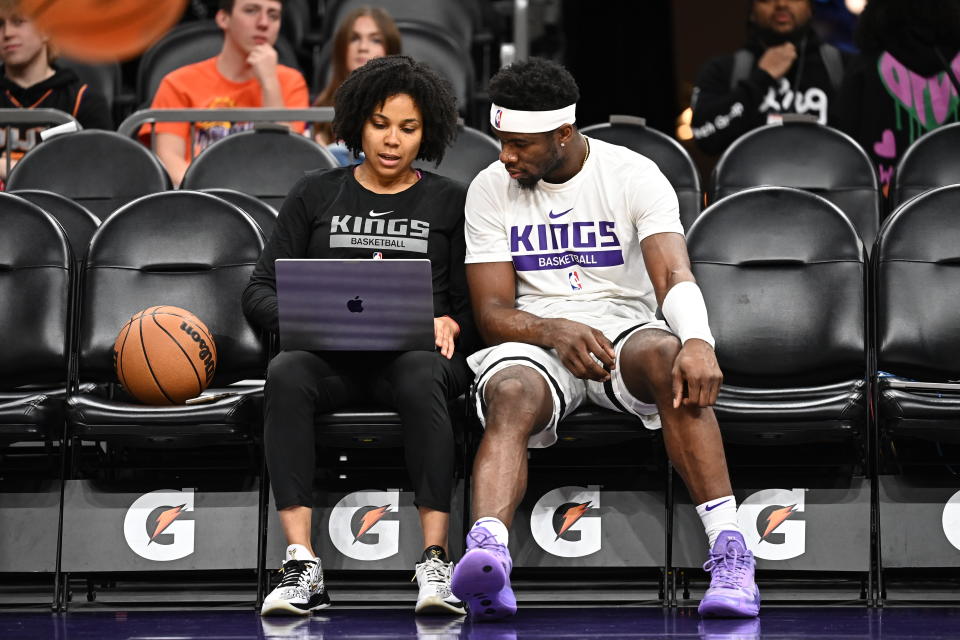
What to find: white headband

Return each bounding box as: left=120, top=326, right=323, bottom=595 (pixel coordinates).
left=490, top=103, right=576, bottom=133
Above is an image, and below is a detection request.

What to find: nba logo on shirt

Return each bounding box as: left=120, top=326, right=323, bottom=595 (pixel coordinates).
left=372, top=252, right=383, bottom=260
left=568, top=270, right=583, bottom=291
left=495, top=109, right=503, bottom=129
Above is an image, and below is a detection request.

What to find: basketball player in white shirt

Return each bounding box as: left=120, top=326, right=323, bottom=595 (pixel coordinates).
left=450, top=58, right=760, bottom=621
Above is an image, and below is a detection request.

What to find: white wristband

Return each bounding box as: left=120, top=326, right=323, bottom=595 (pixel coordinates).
left=662, top=281, right=715, bottom=348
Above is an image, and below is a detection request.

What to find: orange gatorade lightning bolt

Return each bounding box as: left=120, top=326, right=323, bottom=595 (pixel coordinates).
left=761, top=504, right=798, bottom=541
left=556, top=501, right=592, bottom=540
left=353, top=505, right=391, bottom=543
left=149, top=504, right=186, bottom=543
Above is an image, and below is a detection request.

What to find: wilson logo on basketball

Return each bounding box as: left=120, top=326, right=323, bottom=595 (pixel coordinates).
left=179, top=321, right=216, bottom=385
left=113, top=306, right=218, bottom=405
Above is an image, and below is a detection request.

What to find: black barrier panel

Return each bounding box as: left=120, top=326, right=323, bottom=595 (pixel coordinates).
left=0, top=480, right=60, bottom=573
left=879, top=476, right=960, bottom=568
left=673, top=480, right=870, bottom=571
left=60, top=480, right=260, bottom=572
left=510, top=485, right=665, bottom=568
left=266, top=481, right=466, bottom=571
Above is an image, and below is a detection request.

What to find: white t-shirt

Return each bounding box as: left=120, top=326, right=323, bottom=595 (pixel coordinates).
left=464, top=136, right=683, bottom=323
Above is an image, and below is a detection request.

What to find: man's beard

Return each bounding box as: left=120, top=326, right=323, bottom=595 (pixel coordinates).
left=516, top=143, right=564, bottom=190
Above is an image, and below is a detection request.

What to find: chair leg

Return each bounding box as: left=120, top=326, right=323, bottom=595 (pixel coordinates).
left=664, top=460, right=675, bottom=608
left=255, top=454, right=270, bottom=609
left=52, top=433, right=72, bottom=612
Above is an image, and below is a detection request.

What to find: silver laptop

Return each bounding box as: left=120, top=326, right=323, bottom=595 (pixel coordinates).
left=276, top=259, right=436, bottom=351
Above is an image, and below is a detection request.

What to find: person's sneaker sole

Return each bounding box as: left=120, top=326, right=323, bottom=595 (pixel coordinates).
left=260, top=599, right=331, bottom=616
left=450, top=549, right=516, bottom=622
left=698, top=593, right=760, bottom=618
left=414, top=594, right=467, bottom=616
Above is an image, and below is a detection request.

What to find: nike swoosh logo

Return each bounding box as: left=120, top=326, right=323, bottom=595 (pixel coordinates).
left=705, top=499, right=731, bottom=512
left=369, top=210, right=394, bottom=217
left=548, top=208, right=573, bottom=219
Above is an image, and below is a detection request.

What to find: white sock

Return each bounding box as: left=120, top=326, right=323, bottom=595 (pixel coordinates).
left=286, top=543, right=318, bottom=562
left=472, top=517, right=509, bottom=547
left=696, top=495, right=741, bottom=548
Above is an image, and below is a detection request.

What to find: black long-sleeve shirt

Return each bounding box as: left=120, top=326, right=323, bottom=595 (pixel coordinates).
left=242, top=167, right=479, bottom=353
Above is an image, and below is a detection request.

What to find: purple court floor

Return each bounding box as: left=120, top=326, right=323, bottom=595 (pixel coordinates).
left=2, top=607, right=960, bottom=639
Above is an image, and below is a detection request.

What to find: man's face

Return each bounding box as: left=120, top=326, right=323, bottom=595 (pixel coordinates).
left=751, top=0, right=812, bottom=35
left=217, top=0, right=282, bottom=53
left=0, top=12, right=47, bottom=68
left=493, top=129, right=564, bottom=190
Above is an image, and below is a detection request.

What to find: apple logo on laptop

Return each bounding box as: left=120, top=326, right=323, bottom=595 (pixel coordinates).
left=347, top=296, right=364, bottom=313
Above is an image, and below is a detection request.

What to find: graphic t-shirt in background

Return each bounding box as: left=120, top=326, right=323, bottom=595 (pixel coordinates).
left=242, top=167, right=477, bottom=350
left=140, top=57, right=308, bottom=159
left=464, top=137, right=683, bottom=324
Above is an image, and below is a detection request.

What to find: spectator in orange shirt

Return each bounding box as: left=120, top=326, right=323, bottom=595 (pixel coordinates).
left=143, top=0, right=308, bottom=186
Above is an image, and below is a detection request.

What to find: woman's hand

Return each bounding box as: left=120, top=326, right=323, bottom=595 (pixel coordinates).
left=434, top=316, right=460, bottom=359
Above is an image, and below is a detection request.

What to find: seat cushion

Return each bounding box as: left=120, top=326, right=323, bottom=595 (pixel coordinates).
left=879, top=381, right=960, bottom=443
left=554, top=406, right=658, bottom=447
left=67, top=386, right=261, bottom=442
left=0, top=393, right=65, bottom=441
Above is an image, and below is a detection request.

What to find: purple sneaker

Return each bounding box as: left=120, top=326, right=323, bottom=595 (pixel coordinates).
left=450, top=527, right=516, bottom=622
left=698, top=531, right=760, bottom=618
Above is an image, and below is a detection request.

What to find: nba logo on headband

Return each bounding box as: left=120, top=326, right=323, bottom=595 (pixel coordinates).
left=495, top=109, right=503, bottom=129
left=490, top=103, right=577, bottom=133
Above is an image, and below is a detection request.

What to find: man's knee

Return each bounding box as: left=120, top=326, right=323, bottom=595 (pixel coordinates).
left=482, top=365, right=552, bottom=429
left=266, top=350, right=318, bottom=394
left=621, top=331, right=682, bottom=394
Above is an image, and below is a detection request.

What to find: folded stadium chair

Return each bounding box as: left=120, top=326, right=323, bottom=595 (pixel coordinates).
left=324, top=0, right=475, bottom=47
left=582, top=115, right=702, bottom=231
left=425, top=123, right=499, bottom=186
left=875, top=184, right=960, bottom=450
left=711, top=121, right=880, bottom=250
left=891, top=123, right=960, bottom=210
left=686, top=186, right=868, bottom=456
left=5, top=130, right=171, bottom=220
left=313, top=20, right=475, bottom=119
left=136, top=21, right=300, bottom=108
left=199, top=188, right=279, bottom=240
left=0, top=193, right=73, bottom=446
left=66, top=191, right=266, bottom=447
left=11, top=190, right=99, bottom=265
left=180, top=127, right=336, bottom=211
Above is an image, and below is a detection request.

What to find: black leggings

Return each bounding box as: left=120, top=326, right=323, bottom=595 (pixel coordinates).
left=264, top=349, right=472, bottom=512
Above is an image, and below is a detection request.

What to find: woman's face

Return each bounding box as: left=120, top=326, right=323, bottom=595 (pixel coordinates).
left=346, top=15, right=386, bottom=73
left=361, top=93, right=423, bottom=180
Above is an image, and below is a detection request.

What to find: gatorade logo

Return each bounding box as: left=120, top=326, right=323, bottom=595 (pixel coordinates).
left=737, top=488, right=806, bottom=560
left=530, top=486, right=601, bottom=558
left=123, top=489, right=195, bottom=562
left=328, top=490, right=400, bottom=561
left=942, top=490, right=960, bottom=551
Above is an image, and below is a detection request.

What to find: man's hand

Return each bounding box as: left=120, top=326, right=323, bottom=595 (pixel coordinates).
left=546, top=318, right=616, bottom=382
left=434, top=316, right=460, bottom=359
left=247, top=44, right=279, bottom=86
left=671, top=339, right=723, bottom=408
left=757, top=42, right=797, bottom=79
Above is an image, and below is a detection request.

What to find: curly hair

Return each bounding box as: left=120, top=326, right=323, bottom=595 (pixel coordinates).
left=333, top=55, right=458, bottom=163
left=488, top=57, right=580, bottom=111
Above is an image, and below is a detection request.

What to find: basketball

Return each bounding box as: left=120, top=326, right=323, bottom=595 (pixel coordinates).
left=113, top=306, right=217, bottom=405
left=20, top=0, right=189, bottom=62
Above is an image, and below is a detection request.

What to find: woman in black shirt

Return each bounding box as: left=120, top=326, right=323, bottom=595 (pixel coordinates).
left=244, top=56, right=475, bottom=617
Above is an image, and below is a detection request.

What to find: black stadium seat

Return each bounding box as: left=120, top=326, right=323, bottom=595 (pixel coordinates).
left=11, top=190, right=99, bottom=264
left=5, top=130, right=171, bottom=220
left=687, top=186, right=867, bottom=453
left=582, top=115, right=702, bottom=231
left=136, top=20, right=300, bottom=108
left=324, top=0, right=475, bottom=46
left=425, top=123, right=500, bottom=186
left=892, top=123, right=960, bottom=210
left=66, top=191, right=266, bottom=446
left=180, top=127, right=337, bottom=211
left=875, top=185, right=960, bottom=447
left=711, top=121, right=881, bottom=250
left=0, top=193, right=73, bottom=446
left=200, top=188, right=279, bottom=240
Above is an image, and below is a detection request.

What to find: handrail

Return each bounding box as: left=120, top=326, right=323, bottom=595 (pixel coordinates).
left=117, top=107, right=335, bottom=138
left=0, top=108, right=79, bottom=180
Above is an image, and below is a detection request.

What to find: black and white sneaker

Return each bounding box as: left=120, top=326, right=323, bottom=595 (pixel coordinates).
left=260, top=544, right=331, bottom=616
left=414, top=546, right=466, bottom=615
